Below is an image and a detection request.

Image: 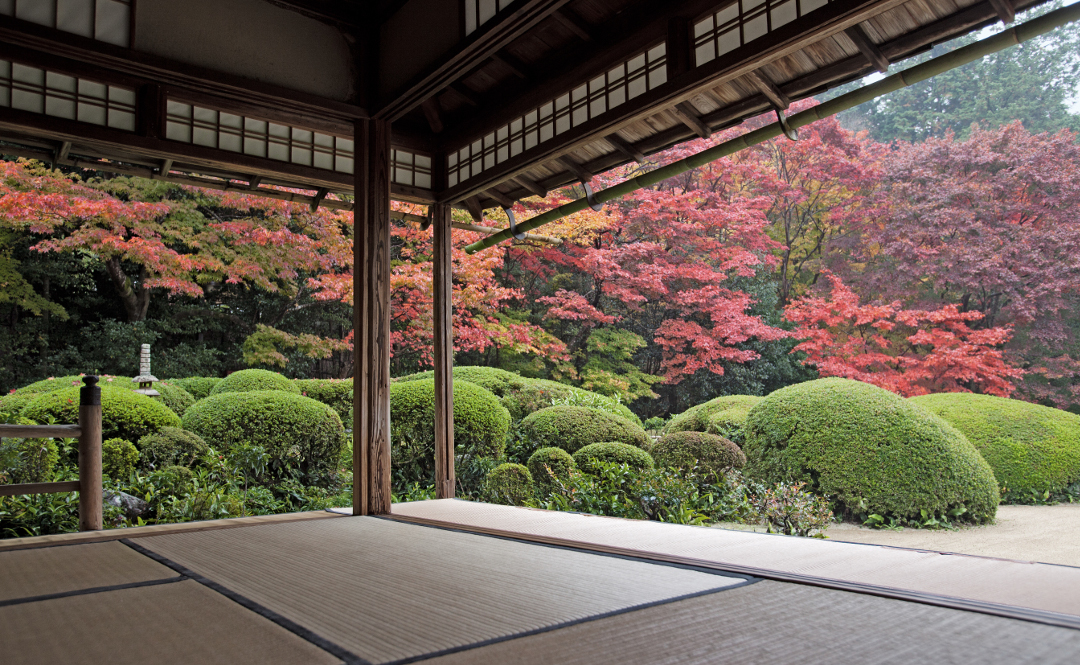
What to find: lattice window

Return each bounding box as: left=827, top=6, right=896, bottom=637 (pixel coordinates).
left=391, top=149, right=432, bottom=189
left=448, top=44, right=667, bottom=187
left=0, top=0, right=132, bottom=47
left=164, top=101, right=355, bottom=174
left=693, top=0, right=831, bottom=66
left=0, top=59, right=135, bottom=130
left=464, top=0, right=513, bottom=36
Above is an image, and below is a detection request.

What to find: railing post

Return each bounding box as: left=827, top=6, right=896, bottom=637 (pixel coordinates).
left=78, top=375, right=102, bottom=531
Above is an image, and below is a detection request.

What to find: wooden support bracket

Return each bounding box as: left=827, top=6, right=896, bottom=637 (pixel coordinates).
left=604, top=133, right=646, bottom=163
left=555, top=156, right=594, bottom=183
left=421, top=98, right=444, bottom=134
left=464, top=196, right=485, bottom=222
left=844, top=25, right=890, bottom=73
left=513, top=174, right=548, bottom=197
left=746, top=71, right=791, bottom=110
left=988, top=0, right=1015, bottom=24
left=485, top=188, right=516, bottom=208
left=673, top=102, right=711, bottom=138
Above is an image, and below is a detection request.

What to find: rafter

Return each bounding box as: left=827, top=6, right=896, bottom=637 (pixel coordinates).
left=672, top=102, right=712, bottom=138
left=551, top=8, right=594, bottom=41
left=513, top=174, right=548, bottom=197
left=988, top=0, right=1016, bottom=24
left=555, top=156, right=594, bottom=183
left=604, top=133, right=646, bottom=163
left=421, top=98, right=444, bottom=133
left=844, top=25, right=890, bottom=73
left=745, top=70, right=791, bottom=110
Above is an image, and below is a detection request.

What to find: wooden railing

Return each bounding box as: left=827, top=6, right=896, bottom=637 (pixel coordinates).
left=0, top=375, right=103, bottom=531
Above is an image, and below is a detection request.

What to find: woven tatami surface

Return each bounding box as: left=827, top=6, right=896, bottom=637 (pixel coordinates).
left=0, top=580, right=340, bottom=665
left=390, top=500, right=1080, bottom=617
left=0, top=540, right=177, bottom=602
left=424, top=580, right=1080, bottom=665
left=135, top=516, right=745, bottom=664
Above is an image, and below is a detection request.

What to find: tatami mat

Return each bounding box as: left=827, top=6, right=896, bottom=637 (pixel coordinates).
left=135, top=516, right=748, bottom=664
left=389, top=500, right=1080, bottom=618
left=423, top=580, right=1080, bottom=665
left=0, top=540, right=177, bottom=602
left=0, top=580, right=339, bottom=665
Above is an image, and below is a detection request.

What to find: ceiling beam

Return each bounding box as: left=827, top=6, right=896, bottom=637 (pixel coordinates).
left=485, top=188, right=517, bottom=208
left=555, top=156, right=594, bottom=183
left=513, top=174, right=549, bottom=197
left=604, top=133, right=646, bottom=163
left=672, top=102, right=712, bottom=138
left=745, top=70, right=791, bottom=110
left=551, top=8, right=594, bottom=41
left=421, top=98, right=445, bottom=133
left=464, top=196, right=485, bottom=221
left=988, top=0, right=1016, bottom=24
left=844, top=25, right=891, bottom=73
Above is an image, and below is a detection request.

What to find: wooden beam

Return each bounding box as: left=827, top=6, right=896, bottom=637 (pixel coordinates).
left=746, top=70, right=791, bottom=110
left=464, top=196, right=485, bottom=222
left=421, top=98, right=444, bottom=134
left=485, top=188, right=517, bottom=208
left=490, top=53, right=530, bottom=80
left=666, top=17, right=692, bottom=80
left=988, top=0, right=1016, bottom=24
left=353, top=118, right=393, bottom=517
left=604, top=133, right=646, bottom=163
left=551, top=8, right=593, bottom=41
left=0, top=424, right=81, bottom=438
left=555, top=156, right=594, bottom=182
left=513, top=174, right=548, bottom=197
left=55, top=141, right=72, bottom=162
left=449, top=82, right=480, bottom=107
left=432, top=202, right=455, bottom=500
left=673, top=102, right=711, bottom=138
left=78, top=377, right=102, bottom=531
left=0, top=481, right=81, bottom=497
left=844, top=25, right=890, bottom=73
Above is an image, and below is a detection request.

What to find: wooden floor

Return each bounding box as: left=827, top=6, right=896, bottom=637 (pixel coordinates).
left=3, top=502, right=1080, bottom=664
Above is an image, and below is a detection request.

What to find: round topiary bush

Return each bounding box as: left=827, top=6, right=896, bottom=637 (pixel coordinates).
left=527, top=447, right=576, bottom=492
left=664, top=395, right=763, bottom=435
left=910, top=393, right=1080, bottom=502
left=12, top=374, right=194, bottom=417
left=182, top=391, right=344, bottom=477
left=519, top=405, right=648, bottom=456
left=152, top=382, right=196, bottom=417
left=743, top=378, right=999, bottom=523
left=156, top=465, right=193, bottom=497
left=573, top=442, right=654, bottom=474
left=0, top=392, right=36, bottom=419
left=169, top=377, right=222, bottom=401
left=483, top=463, right=534, bottom=505
left=137, top=427, right=209, bottom=470
left=22, top=385, right=181, bottom=443
left=210, top=369, right=300, bottom=396
left=102, top=438, right=139, bottom=479
left=390, top=379, right=510, bottom=487
left=651, top=431, right=745, bottom=482
left=294, top=379, right=352, bottom=424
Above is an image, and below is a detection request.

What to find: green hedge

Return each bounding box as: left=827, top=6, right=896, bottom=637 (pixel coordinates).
left=390, top=379, right=510, bottom=486
left=0, top=392, right=36, bottom=420
left=294, top=379, right=352, bottom=425
left=527, top=447, right=576, bottom=493
left=664, top=395, right=763, bottom=436
left=911, top=393, right=1080, bottom=502
left=743, top=378, right=999, bottom=523
left=483, top=463, right=534, bottom=506
left=102, top=438, right=139, bottom=479
left=651, top=431, right=745, bottom=482
left=137, top=427, right=209, bottom=470
left=210, top=369, right=299, bottom=396
left=182, top=391, right=345, bottom=477
left=519, top=405, right=648, bottom=456
left=1, top=419, right=58, bottom=483
left=573, top=442, right=654, bottom=474
left=12, top=374, right=194, bottom=417
left=169, top=377, right=222, bottom=401
left=22, top=386, right=181, bottom=442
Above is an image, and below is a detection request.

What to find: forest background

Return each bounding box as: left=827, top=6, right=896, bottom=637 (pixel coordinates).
left=2, top=3, right=1080, bottom=420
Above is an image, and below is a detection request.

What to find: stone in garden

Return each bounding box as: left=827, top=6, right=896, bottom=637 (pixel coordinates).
left=103, top=489, right=149, bottom=520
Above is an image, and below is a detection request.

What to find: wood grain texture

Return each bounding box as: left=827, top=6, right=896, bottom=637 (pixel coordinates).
left=353, top=118, right=393, bottom=516
left=0, top=481, right=81, bottom=497
left=433, top=203, right=456, bottom=500
left=78, top=404, right=102, bottom=531
left=0, top=424, right=81, bottom=439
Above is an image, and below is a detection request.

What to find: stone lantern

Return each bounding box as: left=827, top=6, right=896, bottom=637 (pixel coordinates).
left=133, top=343, right=160, bottom=397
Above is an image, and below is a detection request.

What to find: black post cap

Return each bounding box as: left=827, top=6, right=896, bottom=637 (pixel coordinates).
left=80, top=375, right=101, bottom=406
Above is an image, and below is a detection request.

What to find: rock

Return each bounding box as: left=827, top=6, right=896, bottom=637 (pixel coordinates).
left=103, top=489, right=149, bottom=520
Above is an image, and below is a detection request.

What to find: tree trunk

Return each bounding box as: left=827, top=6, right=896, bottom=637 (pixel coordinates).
left=104, top=258, right=151, bottom=322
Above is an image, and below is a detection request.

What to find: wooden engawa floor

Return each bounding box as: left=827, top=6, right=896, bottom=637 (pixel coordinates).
left=3, top=500, right=1080, bottom=664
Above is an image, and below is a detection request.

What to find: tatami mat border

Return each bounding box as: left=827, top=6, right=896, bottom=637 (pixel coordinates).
left=0, top=576, right=186, bottom=608
left=386, top=513, right=1080, bottom=632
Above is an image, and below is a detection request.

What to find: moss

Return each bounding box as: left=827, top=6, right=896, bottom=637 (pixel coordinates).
left=169, top=377, right=222, bottom=401
left=573, top=442, right=654, bottom=474
left=181, top=391, right=344, bottom=477
left=664, top=395, right=764, bottom=436
left=519, top=405, right=648, bottom=456
left=22, top=385, right=181, bottom=442
left=294, top=379, right=352, bottom=424
left=910, top=393, right=1080, bottom=502
left=137, top=427, right=209, bottom=470
left=483, top=463, right=534, bottom=506
left=390, top=379, right=510, bottom=484
left=210, top=369, right=299, bottom=396
left=102, top=438, right=139, bottom=479
left=743, top=378, right=999, bottom=523
left=651, top=431, right=745, bottom=482
left=527, top=447, right=576, bottom=493
left=2, top=419, right=59, bottom=483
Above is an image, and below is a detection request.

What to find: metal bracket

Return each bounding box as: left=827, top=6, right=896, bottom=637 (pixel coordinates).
left=775, top=108, right=799, bottom=141
left=581, top=181, right=603, bottom=211
left=505, top=206, right=526, bottom=240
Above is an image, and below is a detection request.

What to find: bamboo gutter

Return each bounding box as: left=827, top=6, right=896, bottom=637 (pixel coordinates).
left=463, top=3, right=1080, bottom=254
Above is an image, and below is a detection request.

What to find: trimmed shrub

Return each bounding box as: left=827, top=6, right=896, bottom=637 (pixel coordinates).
left=483, top=463, right=534, bottom=505
left=664, top=395, right=763, bottom=435
left=0, top=392, right=37, bottom=419
left=294, top=379, right=352, bottom=424
left=182, top=391, right=345, bottom=478
left=102, top=438, right=139, bottom=479
left=1, top=420, right=58, bottom=483
left=519, top=405, right=648, bottom=456
left=395, top=366, right=525, bottom=397
left=527, top=447, right=576, bottom=493
left=13, top=374, right=194, bottom=417
left=137, top=427, right=209, bottom=470
left=153, top=382, right=196, bottom=417
left=705, top=409, right=753, bottom=447
left=911, top=393, right=1080, bottom=502
left=743, top=378, right=999, bottom=523
left=573, top=442, right=654, bottom=474
left=390, top=379, right=510, bottom=487
left=22, top=386, right=181, bottom=442
left=156, top=465, right=193, bottom=497
left=210, top=369, right=299, bottom=396
left=169, top=377, right=222, bottom=401
left=651, top=431, right=745, bottom=482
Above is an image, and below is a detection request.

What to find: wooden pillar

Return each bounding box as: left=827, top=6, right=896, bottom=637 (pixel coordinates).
left=353, top=118, right=393, bottom=516
left=78, top=376, right=102, bottom=531
left=432, top=203, right=455, bottom=499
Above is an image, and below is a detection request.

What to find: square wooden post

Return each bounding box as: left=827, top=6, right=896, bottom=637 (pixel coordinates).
left=78, top=376, right=102, bottom=531
left=352, top=118, right=393, bottom=516
left=432, top=203, right=455, bottom=499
